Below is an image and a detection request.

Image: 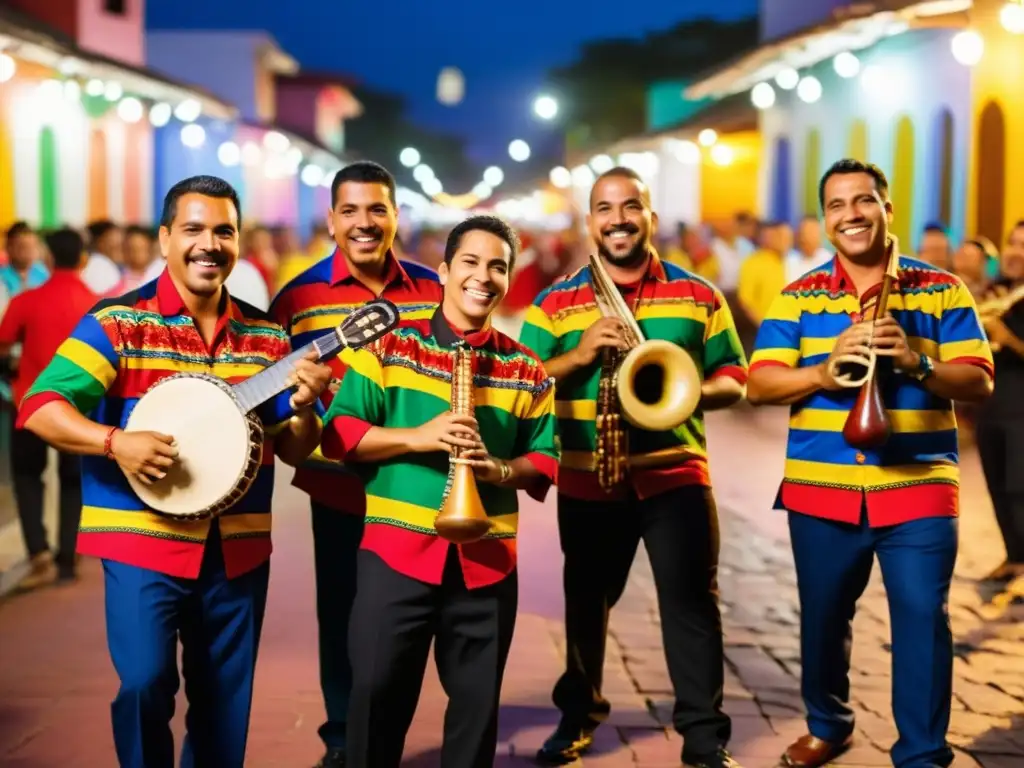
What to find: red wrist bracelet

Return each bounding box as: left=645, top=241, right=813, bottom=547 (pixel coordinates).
left=104, top=427, right=119, bottom=460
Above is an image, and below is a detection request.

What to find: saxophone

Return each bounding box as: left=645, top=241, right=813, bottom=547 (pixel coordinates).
left=589, top=254, right=702, bottom=492
left=435, top=343, right=493, bottom=543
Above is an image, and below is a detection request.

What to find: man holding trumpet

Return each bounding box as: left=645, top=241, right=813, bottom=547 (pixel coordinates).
left=747, top=159, right=993, bottom=768
left=320, top=215, right=559, bottom=767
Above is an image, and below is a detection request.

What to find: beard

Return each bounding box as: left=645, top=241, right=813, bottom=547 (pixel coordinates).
left=597, top=239, right=648, bottom=267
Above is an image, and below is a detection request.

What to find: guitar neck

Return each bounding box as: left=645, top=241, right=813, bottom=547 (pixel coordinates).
left=233, top=329, right=344, bottom=413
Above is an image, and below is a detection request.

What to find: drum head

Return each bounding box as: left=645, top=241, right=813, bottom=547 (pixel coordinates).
left=124, top=377, right=254, bottom=517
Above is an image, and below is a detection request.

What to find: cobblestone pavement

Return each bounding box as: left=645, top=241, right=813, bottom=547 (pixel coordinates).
left=1, top=407, right=1022, bottom=767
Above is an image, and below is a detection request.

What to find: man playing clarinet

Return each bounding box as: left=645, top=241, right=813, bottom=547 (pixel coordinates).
left=321, top=215, right=559, bottom=767
left=18, top=175, right=332, bottom=767
left=747, top=159, right=994, bottom=768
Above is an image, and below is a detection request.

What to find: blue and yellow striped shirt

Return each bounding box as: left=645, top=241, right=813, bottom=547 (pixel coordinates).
left=750, top=255, right=993, bottom=526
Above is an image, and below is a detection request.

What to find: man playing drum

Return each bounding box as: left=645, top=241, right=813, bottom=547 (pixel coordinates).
left=322, top=215, right=559, bottom=767
left=269, top=161, right=442, bottom=768
left=18, top=175, right=332, bottom=768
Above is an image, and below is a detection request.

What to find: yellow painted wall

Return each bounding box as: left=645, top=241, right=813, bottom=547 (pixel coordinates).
left=966, top=0, right=1024, bottom=244
left=700, top=130, right=761, bottom=220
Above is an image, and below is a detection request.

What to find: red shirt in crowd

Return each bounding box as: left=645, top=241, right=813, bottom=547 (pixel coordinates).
left=0, top=269, right=97, bottom=408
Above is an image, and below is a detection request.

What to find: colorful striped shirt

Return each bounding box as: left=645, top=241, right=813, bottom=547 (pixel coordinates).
left=519, top=252, right=748, bottom=501
left=322, top=308, right=559, bottom=588
left=750, top=255, right=994, bottom=526
left=16, top=271, right=295, bottom=579
left=269, top=250, right=442, bottom=512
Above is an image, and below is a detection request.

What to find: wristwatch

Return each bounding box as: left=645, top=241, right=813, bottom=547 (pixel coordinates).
left=909, top=353, right=934, bottom=382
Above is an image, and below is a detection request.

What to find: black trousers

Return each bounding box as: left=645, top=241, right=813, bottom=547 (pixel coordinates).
left=975, top=414, right=1024, bottom=563
left=11, top=425, right=81, bottom=569
left=553, top=484, right=730, bottom=756
left=311, top=502, right=364, bottom=751
left=346, top=548, right=518, bottom=768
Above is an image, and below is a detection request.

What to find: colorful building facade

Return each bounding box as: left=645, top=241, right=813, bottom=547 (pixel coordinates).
left=688, top=0, right=1024, bottom=249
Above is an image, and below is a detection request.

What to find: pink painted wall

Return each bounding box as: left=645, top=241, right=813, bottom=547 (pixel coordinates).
left=275, top=82, right=320, bottom=141
left=76, top=0, right=145, bottom=67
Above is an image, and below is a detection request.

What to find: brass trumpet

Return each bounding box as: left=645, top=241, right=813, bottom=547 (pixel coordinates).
left=978, top=283, right=1024, bottom=353
left=434, top=343, right=493, bottom=544
left=589, top=253, right=702, bottom=489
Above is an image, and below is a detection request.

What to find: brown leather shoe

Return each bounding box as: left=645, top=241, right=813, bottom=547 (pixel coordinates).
left=18, top=552, right=57, bottom=591
left=780, top=734, right=852, bottom=768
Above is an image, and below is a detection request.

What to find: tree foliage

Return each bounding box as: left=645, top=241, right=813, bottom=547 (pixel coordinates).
left=548, top=17, right=759, bottom=150
left=344, top=86, right=480, bottom=191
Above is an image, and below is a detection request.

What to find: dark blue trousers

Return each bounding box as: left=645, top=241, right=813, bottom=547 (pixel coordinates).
left=311, top=502, right=365, bottom=751
left=789, top=510, right=957, bottom=768
left=103, top=525, right=270, bottom=768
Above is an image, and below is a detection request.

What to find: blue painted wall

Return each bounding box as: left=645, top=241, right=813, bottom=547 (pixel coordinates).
left=758, top=28, right=973, bottom=247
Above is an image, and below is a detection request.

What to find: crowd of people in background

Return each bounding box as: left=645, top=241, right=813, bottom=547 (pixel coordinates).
left=0, top=208, right=1022, bottom=592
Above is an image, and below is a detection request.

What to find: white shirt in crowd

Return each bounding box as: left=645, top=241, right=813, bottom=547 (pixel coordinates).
left=80, top=252, right=122, bottom=295
left=226, top=259, right=270, bottom=311
left=710, top=236, right=755, bottom=292
left=784, top=247, right=833, bottom=283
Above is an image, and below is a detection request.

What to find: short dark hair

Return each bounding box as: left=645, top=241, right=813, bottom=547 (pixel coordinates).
left=45, top=227, right=85, bottom=269
left=159, top=175, right=241, bottom=230
left=86, top=219, right=118, bottom=244
left=818, top=158, right=889, bottom=210
left=922, top=222, right=948, bottom=236
left=590, top=166, right=649, bottom=209
left=6, top=221, right=32, bottom=241
left=330, top=161, right=396, bottom=209
left=444, top=215, right=520, bottom=271
left=125, top=224, right=153, bottom=241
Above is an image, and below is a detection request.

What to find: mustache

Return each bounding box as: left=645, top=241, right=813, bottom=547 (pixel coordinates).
left=351, top=227, right=383, bottom=239
left=186, top=250, right=228, bottom=264
left=602, top=225, right=639, bottom=236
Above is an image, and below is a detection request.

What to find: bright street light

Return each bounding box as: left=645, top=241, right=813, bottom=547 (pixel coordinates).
left=533, top=94, right=558, bottom=120
left=508, top=139, right=530, bottom=162
left=483, top=166, right=504, bottom=186
left=413, top=164, right=434, bottom=183
left=399, top=147, right=421, bottom=167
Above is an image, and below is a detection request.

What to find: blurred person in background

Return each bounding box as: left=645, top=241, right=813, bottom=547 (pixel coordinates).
left=273, top=225, right=314, bottom=289
left=736, top=211, right=759, bottom=250
left=109, top=226, right=163, bottom=295
left=709, top=215, right=753, bottom=295
left=974, top=220, right=1024, bottom=583
left=917, top=223, right=952, bottom=270
left=82, top=220, right=124, bottom=295
left=244, top=225, right=280, bottom=294
left=786, top=215, right=833, bottom=282
left=0, top=227, right=95, bottom=589
left=737, top=221, right=792, bottom=352
left=952, top=236, right=998, bottom=298
left=0, top=221, right=49, bottom=298
left=307, top=222, right=335, bottom=259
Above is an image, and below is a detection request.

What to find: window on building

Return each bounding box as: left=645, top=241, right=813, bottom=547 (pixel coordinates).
left=104, top=0, right=127, bottom=15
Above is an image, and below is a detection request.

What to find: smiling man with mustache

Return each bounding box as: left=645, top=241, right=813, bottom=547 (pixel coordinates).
left=15, top=175, right=332, bottom=767
left=269, top=161, right=442, bottom=768
left=747, top=159, right=994, bottom=768
left=521, top=167, right=748, bottom=768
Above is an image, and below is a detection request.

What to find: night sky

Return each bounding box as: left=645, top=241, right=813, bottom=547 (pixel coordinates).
left=147, top=0, right=757, bottom=166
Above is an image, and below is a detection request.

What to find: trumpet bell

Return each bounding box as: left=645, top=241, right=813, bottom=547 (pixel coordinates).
left=616, top=339, right=702, bottom=432
left=435, top=462, right=493, bottom=544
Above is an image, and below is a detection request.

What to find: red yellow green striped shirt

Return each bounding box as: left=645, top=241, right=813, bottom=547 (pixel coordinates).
left=519, top=252, right=747, bottom=500
left=750, top=255, right=994, bottom=526
left=322, top=308, right=559, bottom=588
left=16, top=271, right=295, bottom=578
left=269, top=250, right=442, bottom=512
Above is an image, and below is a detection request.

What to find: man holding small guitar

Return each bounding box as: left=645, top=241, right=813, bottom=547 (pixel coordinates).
left=19, top=175, right=333, bottom=768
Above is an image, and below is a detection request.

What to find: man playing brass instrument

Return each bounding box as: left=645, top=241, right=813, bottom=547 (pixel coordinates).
left=320, top=215, right=559, bottom=767
left=975, top=220, right=1024, bottom=583
left=520, top=167, right=748, bottom=768
left=747, top=160, right=994, bottom=768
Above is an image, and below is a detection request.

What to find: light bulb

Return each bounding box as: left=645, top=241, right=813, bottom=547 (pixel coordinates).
left=751, top=82, right=775, bottom=109
left=951, top=30, right=984, bottom=66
